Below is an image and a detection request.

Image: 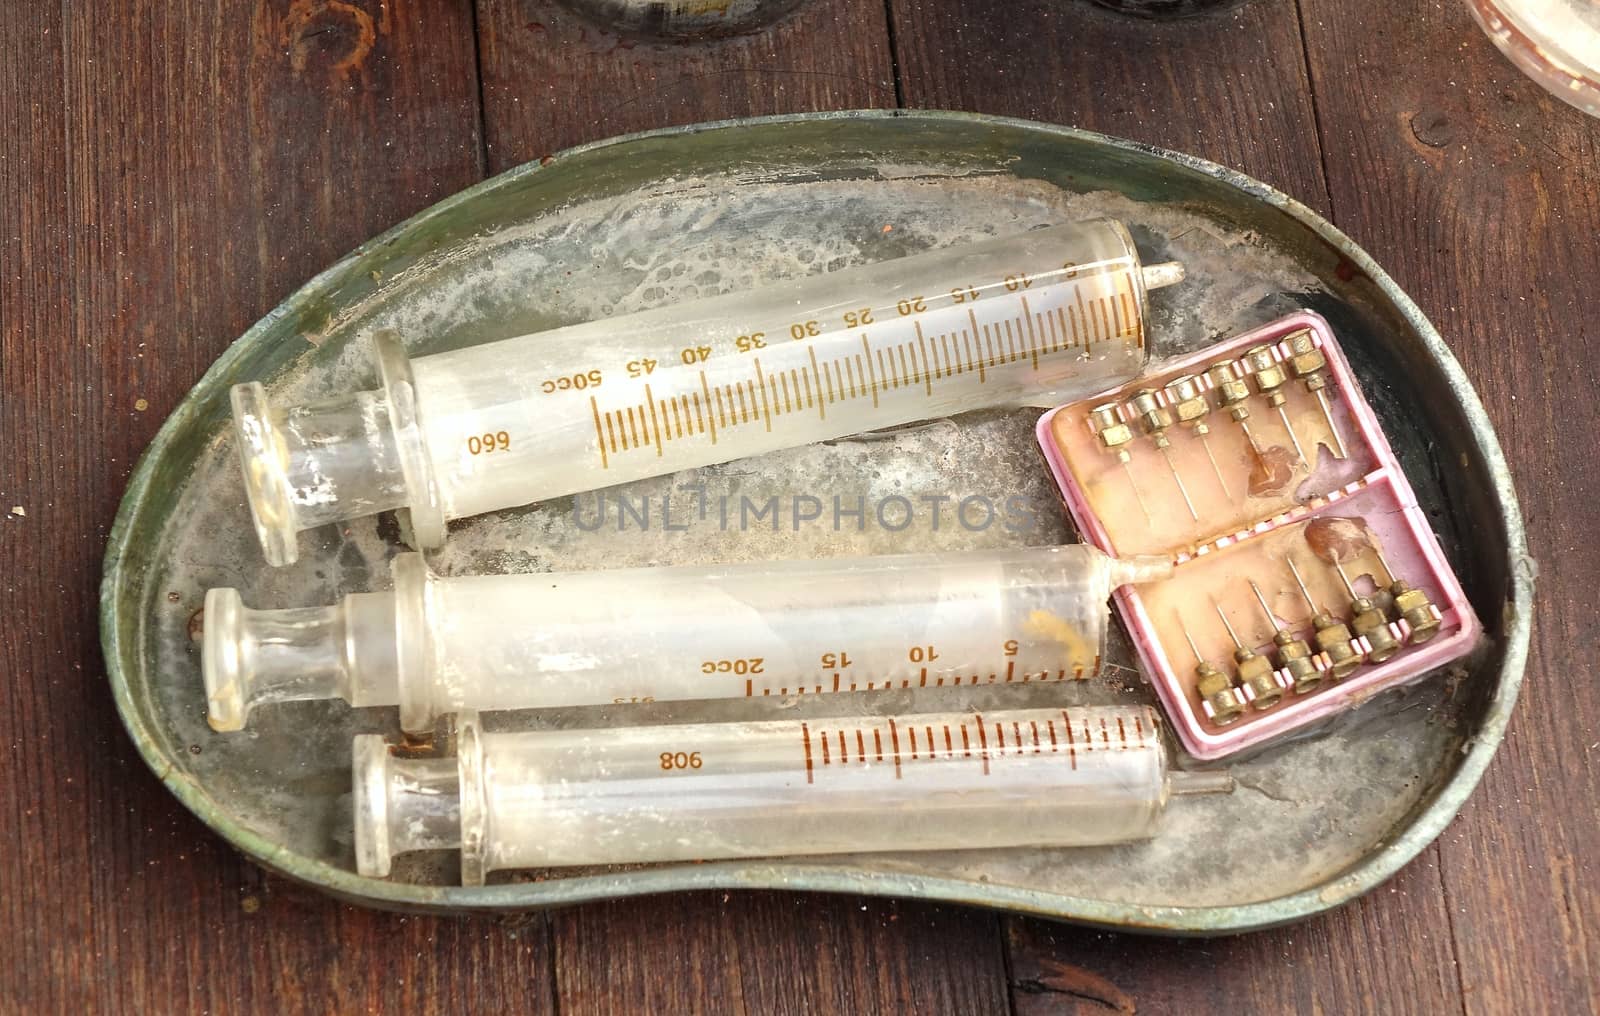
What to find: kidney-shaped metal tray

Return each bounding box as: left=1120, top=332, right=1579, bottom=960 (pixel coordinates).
left=102, top=110, right=1530, bottom=932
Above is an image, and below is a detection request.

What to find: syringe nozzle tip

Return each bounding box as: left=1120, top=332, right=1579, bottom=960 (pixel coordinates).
left=1109, top=554, right=1175, bottom=587
left=1170, top=769, right=1234, bottom=796
left=1140, top=261, right=1186, bottom=291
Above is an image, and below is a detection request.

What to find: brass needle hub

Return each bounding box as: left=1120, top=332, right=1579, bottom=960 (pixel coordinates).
left=1286, top=556, right=1361, bottom=680
left=1178, top=615, right=1245, bottom=726
left=1214, top=600, right=1283, bottom=710
left=1249, top=578, right=1321, bottom=694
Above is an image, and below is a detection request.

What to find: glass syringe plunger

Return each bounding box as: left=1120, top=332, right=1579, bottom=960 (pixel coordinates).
left=232, top=218, right=1183, bottom=565
left=354, top=705, right=1231, bottom=882
left=203, top=544, right=1171, bottom=733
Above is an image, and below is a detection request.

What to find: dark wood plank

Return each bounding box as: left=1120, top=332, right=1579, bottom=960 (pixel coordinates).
left=1, top=1, right=552, bottom=1010
left=472, top=10, right=1018, bottom=1014
left=1297, top=0, right=1600, bottom=1011
left=0, top=3, right=76, bottom=1008
left=888, top=0, right=1334, bottom=215
left=474, top=0, right=896, bottom=173
left=1007, top=856, right=1461, bottom=1015
left=553, top=891, right=1009, bottom=1014
left=889, top=2, right=1483, bottom=1010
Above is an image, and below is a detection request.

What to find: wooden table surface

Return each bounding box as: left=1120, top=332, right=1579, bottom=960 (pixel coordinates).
left=3, top=0, right=1596, bottom=1012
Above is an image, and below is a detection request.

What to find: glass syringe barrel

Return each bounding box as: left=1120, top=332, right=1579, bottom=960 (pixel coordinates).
left=233, top=218, right=1182, bottom=565
left=354, top=705, right=1229, bottom=881
left=202, top=545, right=1172, bottom=733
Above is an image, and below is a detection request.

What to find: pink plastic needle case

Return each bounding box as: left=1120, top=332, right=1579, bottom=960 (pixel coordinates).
left=1036, top=310, right=1481, bottom=759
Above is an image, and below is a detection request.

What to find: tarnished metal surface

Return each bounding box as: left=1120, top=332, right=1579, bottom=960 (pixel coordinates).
left=101, top=111, right=1530, bottom=932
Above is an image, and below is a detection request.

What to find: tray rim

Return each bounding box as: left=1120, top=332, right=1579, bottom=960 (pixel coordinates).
left=100, top=108, right=1532, bottom=933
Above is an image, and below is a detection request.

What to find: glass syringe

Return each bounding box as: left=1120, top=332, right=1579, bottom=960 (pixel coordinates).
left=353, top=705, right=1231, bottom=882
left=233, top=218, right=1183, bottom=565
left=203, top=545, right=1170, bottom=732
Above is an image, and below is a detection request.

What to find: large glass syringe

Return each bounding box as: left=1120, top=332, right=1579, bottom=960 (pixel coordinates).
left=203, top=545, right=1170, bottom=732
left=354, top=705, right=1230, bottom=881
left=234, top=218, right=1183, bottom=565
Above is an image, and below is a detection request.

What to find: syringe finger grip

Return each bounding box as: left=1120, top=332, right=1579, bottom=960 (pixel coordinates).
left=354, top=705, right=1182, bottom=881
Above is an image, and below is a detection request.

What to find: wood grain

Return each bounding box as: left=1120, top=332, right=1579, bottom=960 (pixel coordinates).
left=473, top=0, right=895, bottom=173
left=470, top=9, right=1022, bottom=1012
left=0, top=3, right=76, bottom=1008
left=887, top=4, right=1485, bottom=1011
left=5, top=0, right=1598, bottom=1010
left=1, top=0, right=544, bottom=1010
left=552, top=892, right=1009, bottom=1013
left=1007, top=857, right=1463, bottom=1015
left=887, top=0, right=1334, bottom=215
left=1298, top=0, right=1600, bottom=1010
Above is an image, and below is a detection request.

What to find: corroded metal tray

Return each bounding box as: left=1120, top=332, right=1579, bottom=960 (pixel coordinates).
left=101, top=111, right=1530, bottom=932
